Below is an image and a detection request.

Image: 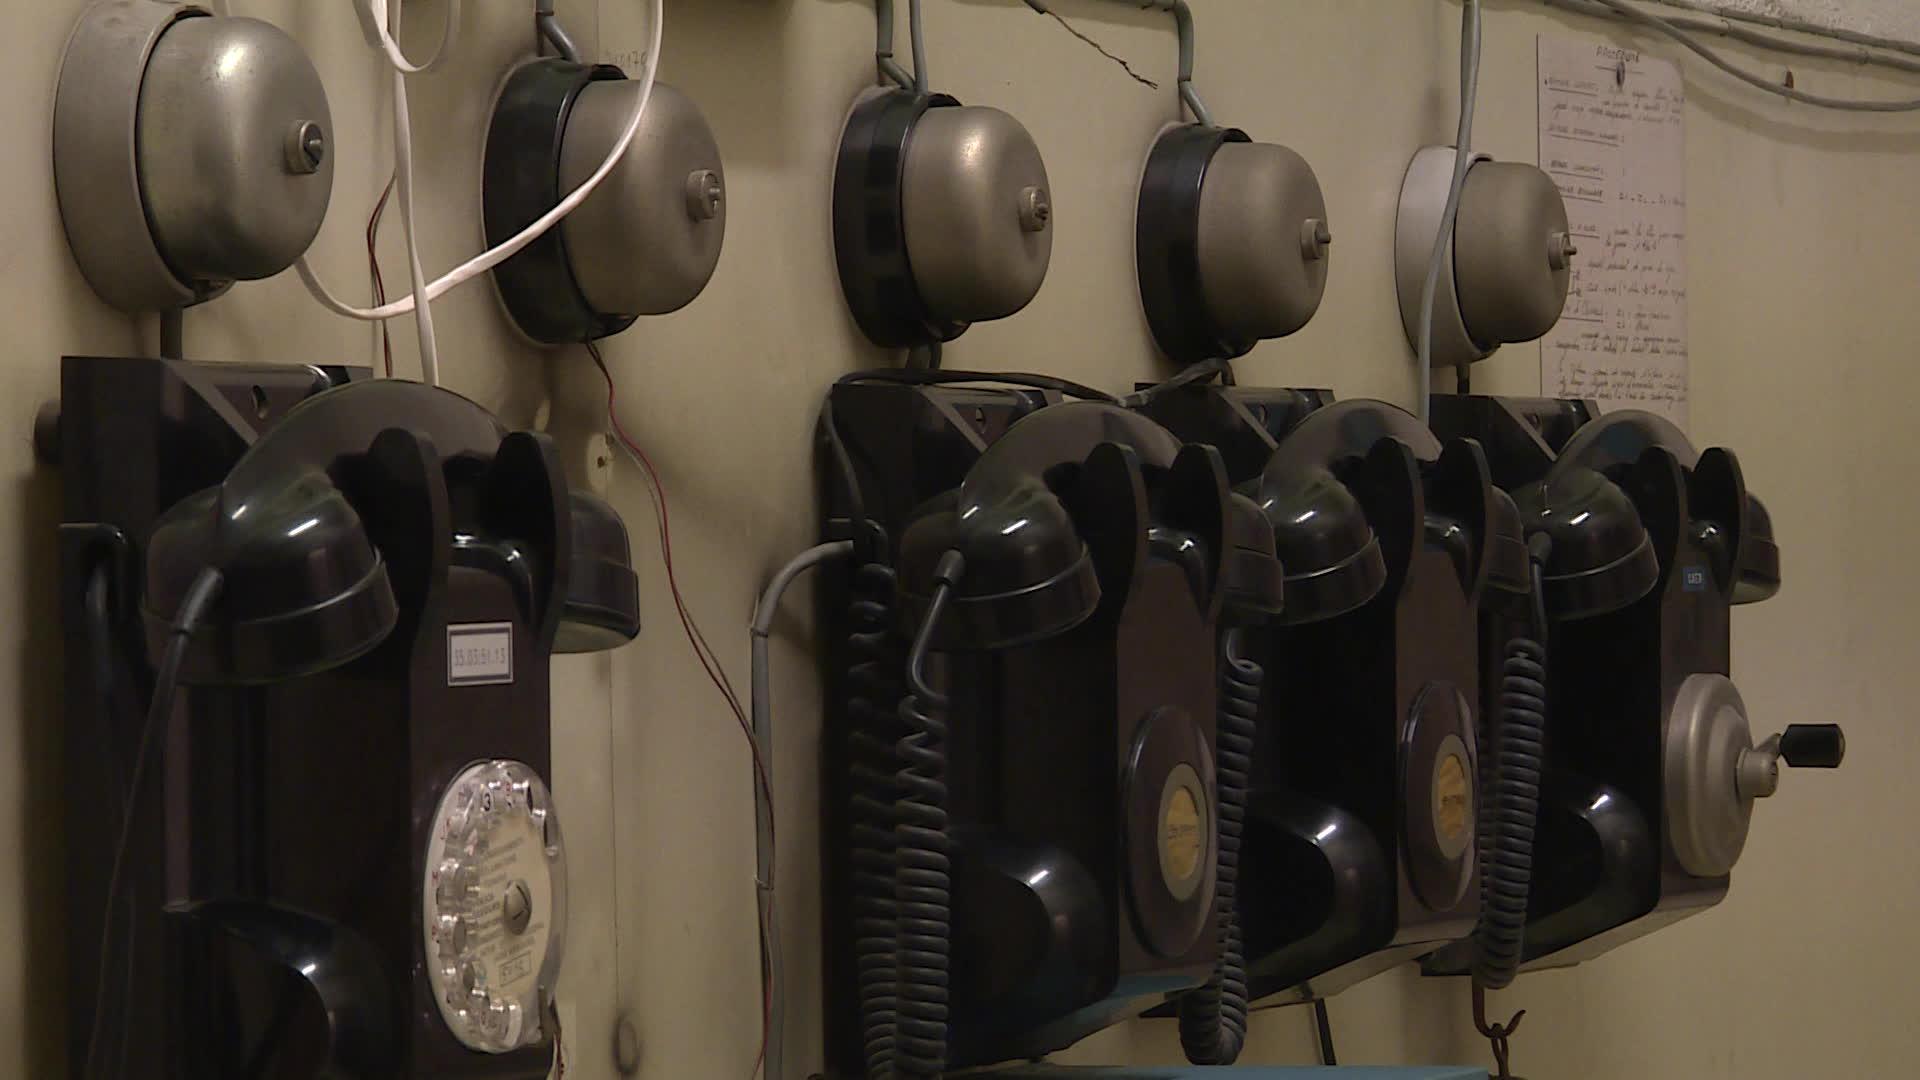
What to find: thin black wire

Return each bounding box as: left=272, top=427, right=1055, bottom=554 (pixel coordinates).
left=369, top=175, right=397, bottom=378
left=1023, top=1, right=1161, bottom=89
left=836, top=367, right=1118, bottom=403
left=1314, top=997, right=1338, bottom=1066
left=905, top=560, right=962, bottom=709
left=820, top=399, right=870, bottom=550
left=903, top=341, right=943, bottom=371
left=113, top=896, right=136, bottom=1080
left=83, top=565, right=140, bottom=1080
left=1121, top=357, right=1234, bottom=408
left=84, top=566, right=126, bottom=817
left=83, top=567, right=224, bottom=1080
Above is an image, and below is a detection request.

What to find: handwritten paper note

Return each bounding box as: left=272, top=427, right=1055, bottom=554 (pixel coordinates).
left=1537, top=37, right=1689, bottom=427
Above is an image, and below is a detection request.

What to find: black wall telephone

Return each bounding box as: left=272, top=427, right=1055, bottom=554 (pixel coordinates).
left=820, top=375, right=1277, bottom=1075
left=54, top=357, right=639, bottom=1077
left=1141, top=388, right=1496, bottom=1006
left=1429, top=397, right=1842, bottom=972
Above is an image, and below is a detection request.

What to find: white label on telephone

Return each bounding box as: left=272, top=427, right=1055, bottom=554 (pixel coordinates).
left=448, top=623, right=514, bottom=686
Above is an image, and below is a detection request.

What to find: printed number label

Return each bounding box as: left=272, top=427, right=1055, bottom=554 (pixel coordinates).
left=448, top=623, right=514, bottom=686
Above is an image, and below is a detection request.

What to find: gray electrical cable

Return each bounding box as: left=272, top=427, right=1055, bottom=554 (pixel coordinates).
left=875, top=0, right=918, bottom=90
left=1625, top=2, right=1920, bottom=74
left=750, top=540, right=857, bottom=1080
left=1163, top=0, right=1213, bottom=127
left=1416, top=0, right=1483, bottom=424
left=535, top=0, right=582, bottom=63
left=1550, top=0, right=1920, bottom=110
left=910, top=0, right=929, bottom=92
left=1652, top=0, right=1920, bottom=61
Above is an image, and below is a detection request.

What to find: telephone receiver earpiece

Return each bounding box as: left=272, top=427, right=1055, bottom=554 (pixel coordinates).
left=143, top=379, right=547, bottom=684
left=1248, top=460, right=1387, bottom=624
left=1512, top=463, right=1660, bottom=620
left=555, top=490, right=642, bottom=653
left=1553, top=410, right=1777, bottom=604
left=1258, top=399, right=1452, bottom=622
left=1733, top=493, right=1780, bottom=604
left=146, top=378, right=626, bottom=680
left=144, top=465, right=399, bottom=686
left=901, top=402, right=1223, bottom=650
left=898, top=474, right=1102, bottom=651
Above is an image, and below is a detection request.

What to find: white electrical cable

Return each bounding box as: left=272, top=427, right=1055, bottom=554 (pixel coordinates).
left=359, top=0, right=463, bottom=73
left=225, top=1, right=460, bottom=69
left=1416, top=0, right=1483, bottom=423
left=388, top=1, right=439, bottom=384
left=296, top=0, right=665, bottom=325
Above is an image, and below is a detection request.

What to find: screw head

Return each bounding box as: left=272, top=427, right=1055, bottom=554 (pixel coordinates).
left=1300, top=217, right=1332, bottom=262
left=1549, top=230, right=1578, bottom=271
left=685, top=170, right=723, bottom=221
left=1019, top=186, right=1052, bottom=233
left=285, top=121, right=326, bottom=175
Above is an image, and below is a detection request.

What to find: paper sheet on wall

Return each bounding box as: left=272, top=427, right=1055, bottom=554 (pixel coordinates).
left=1537, top=37, right=1689, bottom=428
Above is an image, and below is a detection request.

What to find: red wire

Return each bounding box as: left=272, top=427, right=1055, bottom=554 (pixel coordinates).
left=368, top=175, right=396, bottom=378
left=589, top=345, right=773, bottom=1078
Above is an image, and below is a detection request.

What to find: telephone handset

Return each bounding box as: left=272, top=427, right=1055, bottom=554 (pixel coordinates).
left=897, top=403, right=1234, bottom=640
left=823, top=390, right=1267, bottom=1075
left=1425, top=400, right=1841, bottom=971
left=1137, top=389, right=1498, bottom=1013
left=1422, top=449, right=1662, bottom=986
left=60, top=361, right=639, bottom=1077
left=1550, top=413, right=1841, bottom=873
left=1549, top=408, right=1784, bottom=604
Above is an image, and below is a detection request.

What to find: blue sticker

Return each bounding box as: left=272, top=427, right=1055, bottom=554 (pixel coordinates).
left=1682, top=566, right=1708, bottom=592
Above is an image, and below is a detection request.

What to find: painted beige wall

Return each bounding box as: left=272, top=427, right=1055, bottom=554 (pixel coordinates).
left=1, top=2, right=1911, bottom=1078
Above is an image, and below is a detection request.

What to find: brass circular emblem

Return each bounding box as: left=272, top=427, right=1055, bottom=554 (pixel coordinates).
left=1157, top=762, right=1209, bottom=901
left=1429, top=730, right=1475, bottom=863
left=1164, top=787, right=1202, bottom=881
left=1435, top=751, right=1470, bottom=846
